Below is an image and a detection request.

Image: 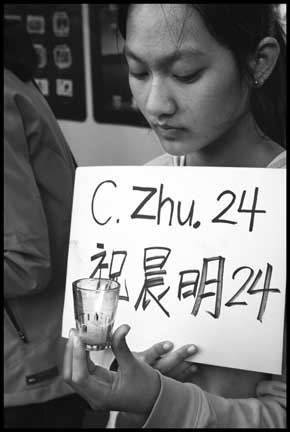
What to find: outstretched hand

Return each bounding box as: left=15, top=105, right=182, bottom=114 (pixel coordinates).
left=63, top=325, right=161, bottom=414
left=135, top=340, right=198, bottom=382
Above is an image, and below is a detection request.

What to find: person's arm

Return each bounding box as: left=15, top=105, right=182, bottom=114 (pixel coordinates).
left=143, top=331, right=286, bottom=428
left=142, top=372, right=286, bottom=428
left=4, top=89, right=51, bottom=298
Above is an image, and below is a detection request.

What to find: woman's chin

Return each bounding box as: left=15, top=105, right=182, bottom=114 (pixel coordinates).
left=160, top=139, right=194, bottom=157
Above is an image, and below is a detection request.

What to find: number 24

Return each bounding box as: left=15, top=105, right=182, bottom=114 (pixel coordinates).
left=212, top=187, right=266, bottom=232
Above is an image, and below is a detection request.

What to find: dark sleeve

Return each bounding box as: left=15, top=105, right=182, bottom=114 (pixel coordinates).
left=4, top=89, right=51, bottom=298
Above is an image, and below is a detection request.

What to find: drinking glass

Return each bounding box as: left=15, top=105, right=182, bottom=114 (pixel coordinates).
left=72, top=278, right=120, bottom=351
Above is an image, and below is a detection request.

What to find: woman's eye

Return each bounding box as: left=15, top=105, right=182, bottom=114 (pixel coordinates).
left=129, top=71, right=148, bottom=80
left=173, top=69, right=204, bottom=83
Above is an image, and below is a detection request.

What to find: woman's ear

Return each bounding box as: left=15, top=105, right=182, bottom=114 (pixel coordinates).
left=248, top=37, right=280, bottom=87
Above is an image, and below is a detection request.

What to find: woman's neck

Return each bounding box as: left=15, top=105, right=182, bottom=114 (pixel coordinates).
left=185, top=113, right=283, bottom=168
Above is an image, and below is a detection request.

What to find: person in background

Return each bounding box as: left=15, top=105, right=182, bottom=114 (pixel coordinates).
left=63, top=4, right=286, bottom=428
left=4, top=19, right=99, bottom=428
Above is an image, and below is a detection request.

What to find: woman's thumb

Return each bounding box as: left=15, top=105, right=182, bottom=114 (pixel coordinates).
left=111, top=324, right=135, bottom=370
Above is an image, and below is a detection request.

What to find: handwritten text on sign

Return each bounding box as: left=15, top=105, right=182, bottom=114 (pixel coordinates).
left=62, top=166, right=286, bottom=374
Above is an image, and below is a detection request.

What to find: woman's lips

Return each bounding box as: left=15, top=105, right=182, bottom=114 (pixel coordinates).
left=155, top=124, right=185, bottom=139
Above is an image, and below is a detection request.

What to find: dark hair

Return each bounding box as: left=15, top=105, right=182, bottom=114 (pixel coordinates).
left=118, top=4, right=286, bottom=148
left=4, top=19, right=38, bottom=82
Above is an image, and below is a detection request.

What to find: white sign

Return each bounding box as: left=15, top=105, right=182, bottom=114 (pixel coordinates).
left=62, top=166, right=286, bottom=374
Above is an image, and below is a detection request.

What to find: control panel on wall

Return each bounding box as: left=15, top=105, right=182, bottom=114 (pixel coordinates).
left=5, top=4, right=86, bottom=121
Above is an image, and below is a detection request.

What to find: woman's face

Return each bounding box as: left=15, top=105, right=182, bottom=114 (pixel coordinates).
left=125, top=4, right=251, bottom=156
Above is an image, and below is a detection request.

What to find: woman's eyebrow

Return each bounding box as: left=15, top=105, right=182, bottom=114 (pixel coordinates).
left=124, top=46, right=206, bottom=64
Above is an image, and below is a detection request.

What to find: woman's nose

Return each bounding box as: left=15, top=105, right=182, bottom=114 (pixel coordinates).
left=145, top=77, right=176, bottom=119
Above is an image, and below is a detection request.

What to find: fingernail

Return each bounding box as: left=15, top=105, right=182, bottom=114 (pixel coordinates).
left=187, top=345, right=196, bottom=354
left=163, top=342, right=173, bottom=350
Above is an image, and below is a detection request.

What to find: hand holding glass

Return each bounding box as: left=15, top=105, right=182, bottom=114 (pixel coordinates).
left=72, top=278, right=120, bottom=350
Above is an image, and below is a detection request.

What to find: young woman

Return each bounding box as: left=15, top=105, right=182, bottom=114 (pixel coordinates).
left=63, top=4, right=286, bottom=428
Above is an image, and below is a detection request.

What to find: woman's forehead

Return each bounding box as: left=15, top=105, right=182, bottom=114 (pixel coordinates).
left=126, top=4, right=217, bottom=60
left=127, top=4, right=195, bottom=40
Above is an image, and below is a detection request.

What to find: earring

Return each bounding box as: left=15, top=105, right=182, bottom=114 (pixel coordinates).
left=253, top=77, right=264, bottom=88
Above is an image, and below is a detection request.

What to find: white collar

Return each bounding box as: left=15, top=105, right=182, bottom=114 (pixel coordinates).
left=173, top=155, right=186, bottom=166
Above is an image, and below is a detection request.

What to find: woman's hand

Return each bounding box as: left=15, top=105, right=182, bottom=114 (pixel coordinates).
left=62, top=325, right=161, bottom=415
left=113, top=340, right=198, bottom=428
left=135, top=341, right=198, bottom=382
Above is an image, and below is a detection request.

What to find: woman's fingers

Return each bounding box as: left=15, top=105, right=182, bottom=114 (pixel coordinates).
left=111, top=324, right=135, bottom=371
left=68, top=334, right=113, bottom=408
left=136, top=341, right=173, bottom=365
left=154, top=344, right=197, bottom=374
left=166, top=361, right=198, bottom=382
left=86, top=351, right=97, bottom=374
left=62, top=329, right=76, bottom=383
left=62, top=331, right=95, bottom=405
left=62, top=329, right=119, bottom=411
left=90, top=363, right=115, bottom=386
left=71, top=334, right=89, bottom=385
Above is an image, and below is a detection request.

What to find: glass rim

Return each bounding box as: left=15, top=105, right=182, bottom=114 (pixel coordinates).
left=72, top=277, right=120, bottom=292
